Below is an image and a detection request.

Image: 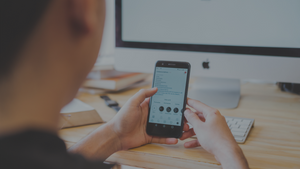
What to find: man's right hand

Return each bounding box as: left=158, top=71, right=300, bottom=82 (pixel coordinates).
left=180, top=98, right=249, bottom=169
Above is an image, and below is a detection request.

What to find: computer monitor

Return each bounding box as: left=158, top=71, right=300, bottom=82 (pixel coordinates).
left=113, top=0, right=300, bottom=108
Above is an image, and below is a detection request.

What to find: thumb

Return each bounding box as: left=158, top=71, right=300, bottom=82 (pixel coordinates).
left=130, top=88, right=158, bottom=105
left=184, top=109, right=202, bottom=127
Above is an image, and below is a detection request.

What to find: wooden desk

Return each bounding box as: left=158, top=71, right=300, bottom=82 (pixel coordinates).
left=59, top=80, right=300, bottom=169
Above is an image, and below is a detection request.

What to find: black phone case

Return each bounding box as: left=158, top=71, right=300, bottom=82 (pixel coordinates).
left=146, top=60, right=191, bottom=138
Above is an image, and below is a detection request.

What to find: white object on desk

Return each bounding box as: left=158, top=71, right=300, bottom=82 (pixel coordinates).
left=225, top=116, right=254, bottom=143
left=61, top=99, right=94, bottom=113
left=60, top=99, right=103, bottom=128
left=191, top=116, right=254, bottom=144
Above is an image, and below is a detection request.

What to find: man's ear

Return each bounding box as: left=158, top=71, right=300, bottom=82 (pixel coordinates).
left=67, top=0, right=98, bottom=37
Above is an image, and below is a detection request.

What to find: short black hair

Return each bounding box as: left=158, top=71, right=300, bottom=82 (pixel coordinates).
left=0, top=0, right=51, bottom=80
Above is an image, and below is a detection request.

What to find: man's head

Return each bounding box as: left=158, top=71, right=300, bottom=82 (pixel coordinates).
left=0, top=0, right=105, bottom=102
left=0, top=0, right=105, bottom=130
left=0, top=0, right=51, bottom=79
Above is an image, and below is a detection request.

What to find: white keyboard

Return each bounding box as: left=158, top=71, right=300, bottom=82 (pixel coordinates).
left=225, top=116, right=254, bottom=143
left=191, top=116, right=254, bottom=144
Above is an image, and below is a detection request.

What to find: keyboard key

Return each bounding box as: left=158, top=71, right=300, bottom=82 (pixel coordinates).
left=231, top=124, right=240, bottom=128
left=241, top=120, right=251, bottom=124
left=226, top=118, right=233, bottom=121
left=233, top=119, right=242, bottom=123
left=232, top=131, right=245, bottom=137
left=228, top=122, right=235, bottom=126
left=231, top=128, right=247, bottom=133
left=235, top=137, right=244, bottom=142
left=239, top=125, right=249, bottom=129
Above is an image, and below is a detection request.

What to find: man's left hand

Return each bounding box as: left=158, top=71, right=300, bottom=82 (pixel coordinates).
left=108, top=88, right=187, bottom=150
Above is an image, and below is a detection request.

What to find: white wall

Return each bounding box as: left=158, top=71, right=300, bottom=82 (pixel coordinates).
left=99, top=0, right=115, bottom=57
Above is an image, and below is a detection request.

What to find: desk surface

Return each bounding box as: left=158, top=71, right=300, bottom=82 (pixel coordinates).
left=59, top=80, right=300, bottom=169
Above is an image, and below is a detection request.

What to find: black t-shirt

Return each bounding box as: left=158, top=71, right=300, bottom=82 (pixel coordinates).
left=0, top=130, right=114, bottom=169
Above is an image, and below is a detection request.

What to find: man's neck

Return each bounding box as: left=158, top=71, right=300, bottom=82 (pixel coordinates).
left=0, top=89, right=61, bottom=136
left=0, top=62, right=67, bottom=136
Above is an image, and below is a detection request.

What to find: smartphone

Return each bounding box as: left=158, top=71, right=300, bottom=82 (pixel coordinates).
left=146, top=61, right=191, bottom=138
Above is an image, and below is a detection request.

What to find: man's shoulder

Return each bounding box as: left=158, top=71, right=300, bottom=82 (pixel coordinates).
left=1, top=148, right=113, bottom=169
left=0, top=130, right=113, bottom=169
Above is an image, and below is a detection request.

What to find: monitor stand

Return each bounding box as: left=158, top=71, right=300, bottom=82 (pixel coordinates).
left=187, top=77, right=240, bottom=109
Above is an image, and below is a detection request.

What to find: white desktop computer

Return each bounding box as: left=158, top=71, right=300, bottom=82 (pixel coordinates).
left=111, top=0, right=300, bottom=108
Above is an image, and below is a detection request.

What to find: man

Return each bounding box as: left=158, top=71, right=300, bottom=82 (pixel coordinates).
left=0, top=0, right=249, bottom=168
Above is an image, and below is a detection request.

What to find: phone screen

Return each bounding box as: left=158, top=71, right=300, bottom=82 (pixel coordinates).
left=148, top=67, right=188, bottom=126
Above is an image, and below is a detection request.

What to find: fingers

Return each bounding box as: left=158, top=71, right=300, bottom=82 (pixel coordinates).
left=131, top=88, right=158, bottom=105
left=186, top=98, right=210, bottom=116
left=183, top=123, right=189, bottom=132
left=187, top=98, right=219, bottom=117
left=183, top=117, right=190, bottom=131
left=196, top=112, right=206, bottom=122
left=140, top=97, right=150, bottom=108
left=180, top=128, right=196, bottom=140
left=151, top=137, right=178, bottom=145
left=184, top=139, right=201, bottom=148
left=184, top=109, right=202, bottom=127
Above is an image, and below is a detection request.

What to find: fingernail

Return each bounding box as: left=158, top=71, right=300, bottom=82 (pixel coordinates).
left=184, top=110, right=190, bottom=117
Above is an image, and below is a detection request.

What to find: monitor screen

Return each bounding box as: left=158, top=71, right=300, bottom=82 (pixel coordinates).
left=116, top=0, right=300, bottom=57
